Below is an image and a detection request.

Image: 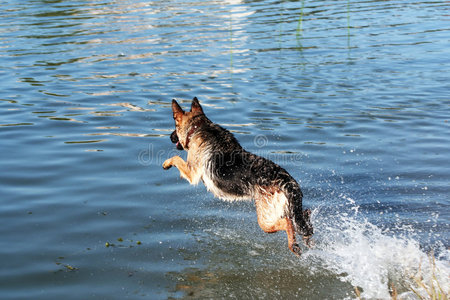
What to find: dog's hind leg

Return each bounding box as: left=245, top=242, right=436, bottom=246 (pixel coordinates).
left=284, top=218, right=302, bottom=256
left=256, top=192, right=302, bottom=256
left=277, top=218, right=301, bottom=256
left=256, top=209, right=301, bottom=256
left=261, top=218, right=301, bottom=256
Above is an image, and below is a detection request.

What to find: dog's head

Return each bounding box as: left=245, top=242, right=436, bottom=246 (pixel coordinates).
left=170, top=97, right=205, bottom=150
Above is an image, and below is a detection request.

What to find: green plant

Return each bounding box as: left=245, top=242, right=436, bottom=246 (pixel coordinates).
left=296, top=0, right=305, bottom=48
left=409, top=254, right=448, bottom=300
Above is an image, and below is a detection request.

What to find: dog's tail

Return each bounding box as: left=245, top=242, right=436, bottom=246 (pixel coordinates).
left=281, top=175, right=313, bottom=238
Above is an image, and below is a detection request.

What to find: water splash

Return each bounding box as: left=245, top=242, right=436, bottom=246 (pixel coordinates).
left=305, top=203, right=449, bottom=299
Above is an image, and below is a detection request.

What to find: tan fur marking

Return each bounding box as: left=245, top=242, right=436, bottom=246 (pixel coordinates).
left=163, top=134, right=204, bottom=185
left=255, top=187, right=287, bottom=228
left=163, top=156, right=198, bottom=184
left=255, top=187, right=300, bottom=255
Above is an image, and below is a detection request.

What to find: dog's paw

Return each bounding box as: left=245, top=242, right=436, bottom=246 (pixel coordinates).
left=290, top=243, right=302, bottom=257
left=162, top=160, right=172, bottom=170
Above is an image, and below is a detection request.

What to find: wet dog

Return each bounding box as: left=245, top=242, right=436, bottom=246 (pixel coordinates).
left=163, top=97, right=313, bottom=256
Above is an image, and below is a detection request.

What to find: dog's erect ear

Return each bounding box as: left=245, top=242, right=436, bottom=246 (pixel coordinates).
left=172, top=99, right=184, bottom=119
left=190, top=97, right=204, bottom=114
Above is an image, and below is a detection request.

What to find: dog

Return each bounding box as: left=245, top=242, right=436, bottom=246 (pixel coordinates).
left=163, top=97, right=313, bottom=256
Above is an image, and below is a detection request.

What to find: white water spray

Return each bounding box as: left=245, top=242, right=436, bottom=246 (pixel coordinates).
left=305, top=197, right=449, bottom=299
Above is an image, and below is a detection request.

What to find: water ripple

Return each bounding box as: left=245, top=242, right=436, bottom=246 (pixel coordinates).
left=0, top=0, right=449, bottom=299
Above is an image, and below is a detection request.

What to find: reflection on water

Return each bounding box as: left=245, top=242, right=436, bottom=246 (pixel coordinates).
left=1, top=0, right=449, bottom=299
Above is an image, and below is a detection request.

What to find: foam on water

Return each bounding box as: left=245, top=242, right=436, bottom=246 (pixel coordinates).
left=305, top=198, right=450, bottom=299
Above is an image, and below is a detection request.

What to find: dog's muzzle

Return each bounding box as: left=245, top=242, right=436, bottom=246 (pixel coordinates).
left=170, top=130, right=183, bottom=150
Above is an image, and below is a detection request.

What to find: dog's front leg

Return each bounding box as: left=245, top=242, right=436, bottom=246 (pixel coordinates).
left=163, top=156, right=195, bottom=184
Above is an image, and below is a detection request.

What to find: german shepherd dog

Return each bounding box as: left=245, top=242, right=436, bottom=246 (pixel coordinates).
left=163, top=97, right=313, bottom=256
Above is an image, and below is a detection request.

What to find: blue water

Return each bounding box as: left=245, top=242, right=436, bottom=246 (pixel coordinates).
left=1, top=0, right=449, bottom=299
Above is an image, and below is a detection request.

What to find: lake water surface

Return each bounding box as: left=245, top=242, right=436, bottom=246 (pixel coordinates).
left=1, top=0, right=449, bottom=299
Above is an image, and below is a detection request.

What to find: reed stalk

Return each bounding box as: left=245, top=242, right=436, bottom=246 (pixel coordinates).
left=409, top=253, right=448, bottom=300
left=296, top=0, right=305, bottom=48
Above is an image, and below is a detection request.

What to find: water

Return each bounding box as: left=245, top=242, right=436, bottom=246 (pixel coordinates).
left=0, top=0, right=449, bottom=299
